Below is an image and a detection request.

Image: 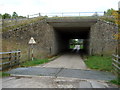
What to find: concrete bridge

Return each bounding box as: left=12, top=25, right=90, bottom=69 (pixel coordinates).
left=45, top=18, right=97, bottom=54
left=46, top=18, right=97, bottom=39
left=45, top=17, right=117, bottom=55
left=2, top=17, right=118, bottom=58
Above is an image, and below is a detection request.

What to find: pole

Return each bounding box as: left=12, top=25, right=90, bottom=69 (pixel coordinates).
left=79, top=12, right=80, bottom=16
left=62, top=13, right=63, bottom=17
left=31, top=44, right=34, bottom=60
left=39, top=13, right=41, bottom=17
left=28, top=45, right=30, bottom=61
left=27, top=15, right=29, bottom=19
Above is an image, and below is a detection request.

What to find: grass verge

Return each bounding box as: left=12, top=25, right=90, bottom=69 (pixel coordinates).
left=0, top=72, right=10, bottom=77
left=84, top=55, right=112, bottom=72
left=20, top=58, right=50, bottom=67
left=20, top=55, right=59, bottom=67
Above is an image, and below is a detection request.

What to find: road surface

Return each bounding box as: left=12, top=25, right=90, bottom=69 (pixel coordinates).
left=2, top=51, right=118, bottom=88
left=36, top=52, right=87, bottom=69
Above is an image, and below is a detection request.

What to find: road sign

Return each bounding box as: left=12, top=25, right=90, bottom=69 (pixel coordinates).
left=28, top=37, right=36, bottom=61
left=29, top=37, right=36, bottom=44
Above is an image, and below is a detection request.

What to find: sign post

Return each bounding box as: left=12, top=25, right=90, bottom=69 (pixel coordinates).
left=28, top=37, right=36, bottom=60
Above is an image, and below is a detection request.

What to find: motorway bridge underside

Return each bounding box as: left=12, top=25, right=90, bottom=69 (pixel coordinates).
left=47, top=18, right=97, bottom=55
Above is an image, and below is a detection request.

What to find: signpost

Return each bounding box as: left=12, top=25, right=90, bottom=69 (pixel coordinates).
left=28, top=37, right=36, bottom=60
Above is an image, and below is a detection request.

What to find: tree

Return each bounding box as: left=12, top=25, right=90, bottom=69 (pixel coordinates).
left=104, top=8, right=115, bottom=16
left=112, top=10, right=120, bottom=25
left=2, top=13, right=11, bottom=19
left=12, top=12, right=18, bottom=18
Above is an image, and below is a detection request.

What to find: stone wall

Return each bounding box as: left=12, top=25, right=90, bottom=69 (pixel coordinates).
left=89, top=19, right=118, bottom=56
left=2, top=19, right=55, bottom=60
left=2, top=18, right=118, bottom=60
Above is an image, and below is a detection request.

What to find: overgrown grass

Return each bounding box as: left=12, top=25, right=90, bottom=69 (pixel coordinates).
left=20, top=58, right=50, bottom=67
left=0, top=72, right=10, bottom=77
left=84, top=55, right=112, bottom=72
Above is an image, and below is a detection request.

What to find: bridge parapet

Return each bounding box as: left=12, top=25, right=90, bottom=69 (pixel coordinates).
left=46, top=17, right=98, bottom=23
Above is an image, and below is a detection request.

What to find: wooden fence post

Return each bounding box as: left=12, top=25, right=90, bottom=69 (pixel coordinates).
left=18, top=50, right=20, bottom=65
left=15, top=52, right=17, bottom=66
left=9, top=51, right=12, bottom=68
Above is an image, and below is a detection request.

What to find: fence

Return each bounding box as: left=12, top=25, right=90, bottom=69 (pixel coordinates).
left=0, top=50, right=21, bottom=70
left=28, top=12, right=104, bottom=18
left=112, top=54, right=120, bottom=75
left=2, top=12, right=105, bottom=30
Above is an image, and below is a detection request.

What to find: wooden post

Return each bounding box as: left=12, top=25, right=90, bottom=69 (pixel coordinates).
left=28, top=45, right=30, bottom=61
left=18, top=50, right=20, bottom=65
left=15, top=52, right=17, bottom=66
left=9, top=51, right=12, bottom=68
left=27, top=15, right=29, bottom=19
left=31, top=44, right=34, bottom=61
left=39, top=13, right=41, bottom=17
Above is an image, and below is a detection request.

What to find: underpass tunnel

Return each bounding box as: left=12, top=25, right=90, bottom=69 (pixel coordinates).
left=53, top=27, right=90, bottom=55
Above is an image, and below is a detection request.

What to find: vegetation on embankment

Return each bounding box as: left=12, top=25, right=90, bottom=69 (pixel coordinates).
left=3, top=16, right=47, bottom=32
left=100, top=8, right=120, bottom=27
left=84, top=55, right=112, bottom=72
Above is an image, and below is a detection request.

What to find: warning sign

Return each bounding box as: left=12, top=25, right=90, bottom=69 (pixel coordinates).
left=28, top=37, right=36, bottom=44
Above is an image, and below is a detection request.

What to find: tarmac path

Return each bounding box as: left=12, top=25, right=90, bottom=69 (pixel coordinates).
left=2, top=50, right=118, bottom=88
left=35, top=52, right=87, bottom=70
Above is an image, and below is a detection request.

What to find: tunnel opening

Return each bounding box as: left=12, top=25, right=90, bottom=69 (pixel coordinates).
left=53, top=27, right=90, bottom=55
left=69, top=39, right=84, bottom=49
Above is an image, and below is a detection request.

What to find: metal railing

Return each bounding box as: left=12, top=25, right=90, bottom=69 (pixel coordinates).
left=28, top=12, right=104, bottom=18
left=0, top=50, right=21, bottom=70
